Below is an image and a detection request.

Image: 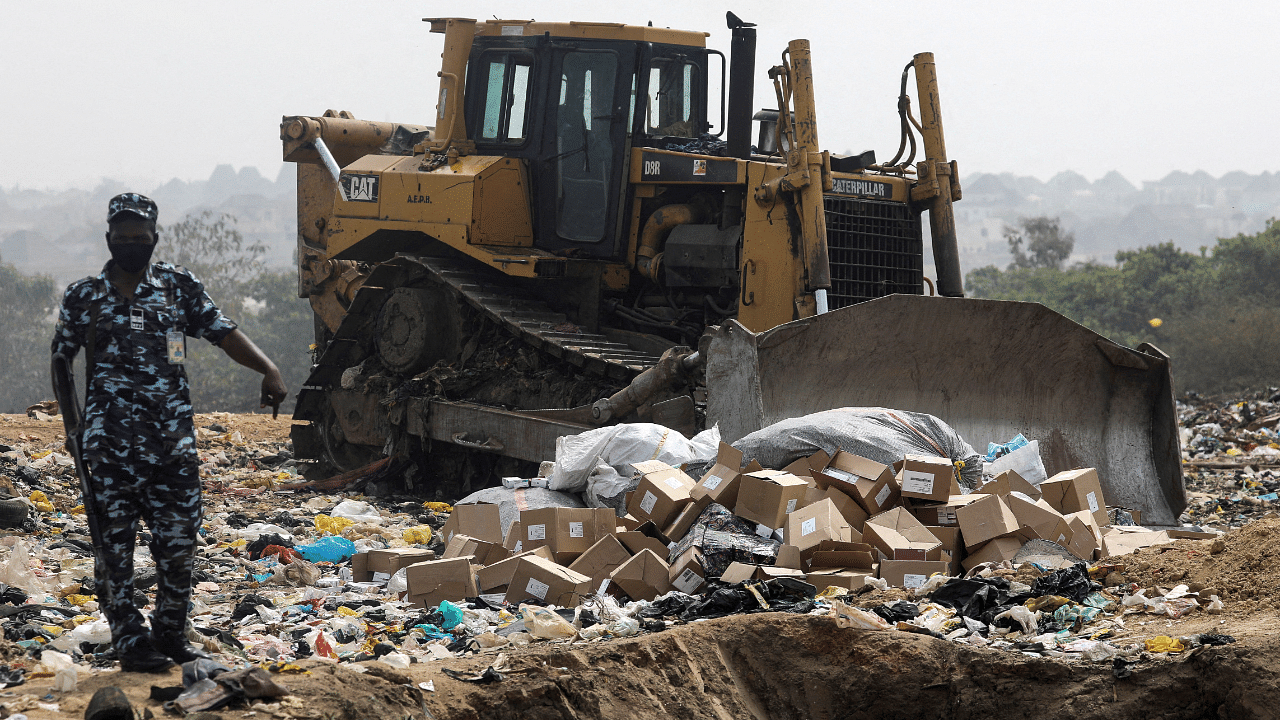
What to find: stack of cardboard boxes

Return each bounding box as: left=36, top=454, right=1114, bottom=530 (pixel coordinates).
left=353, top=443, right=1134, bottom=607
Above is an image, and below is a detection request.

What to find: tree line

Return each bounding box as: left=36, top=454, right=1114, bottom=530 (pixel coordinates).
left=0, top=213, right=313, bottom=415
left=967, top=216, right=1280, bottom=394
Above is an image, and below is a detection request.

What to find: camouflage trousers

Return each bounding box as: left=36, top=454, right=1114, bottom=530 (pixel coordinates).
left=87, top=457, right=203, bottom=654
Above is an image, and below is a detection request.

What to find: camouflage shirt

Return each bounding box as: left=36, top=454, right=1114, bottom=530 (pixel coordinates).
left=51, top=261, right=237, bottom=466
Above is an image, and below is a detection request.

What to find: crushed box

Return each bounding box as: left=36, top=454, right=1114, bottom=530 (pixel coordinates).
left=897, top=454, right=955, bottom=502
left=628, top=461, right=696, bottom=529
left=1003, top=494, right=1072, bottom=546
left=977, top=469, right=1042, bottom=501
left=735, top=470, right=809, bottom=530
left=405, top=557, right=478, bottom=608
left=862, top=507, right=942, bottom=561
left=806, top=568, right=876, bottom=591
left=925, top=526, right=965, bottom=575
left=354, top=548, right=437, bottom=582
left=822, top=486, right=870, bottom=532
left=811, top=450, right=900, bottom=515
left=475, top=547, right=554, bottom=592
left=441, top=534, right=509, bottom=566
left=955, top=493, right=1020, bottom=549
left=1101, top=529, right=1171, bottom=557
left=504, top=555, right=592, bottom=606
left=668, top=547, right=707, bottom=594
left=909, top=494, right=983, bottom=528
left=806, top=540, right=876, bottom=570
left=608, top=548, right=672, bottom=602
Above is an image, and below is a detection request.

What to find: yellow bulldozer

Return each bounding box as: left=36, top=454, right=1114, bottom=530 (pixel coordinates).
left=281, top=15, right=1185, bottom=524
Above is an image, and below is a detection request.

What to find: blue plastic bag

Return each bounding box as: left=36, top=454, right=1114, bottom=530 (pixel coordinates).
left=438, top=600, right=465, bottom=631
left=296, top=536, right=356, bottom=563
left=985, top=433, right=1029, bottom=463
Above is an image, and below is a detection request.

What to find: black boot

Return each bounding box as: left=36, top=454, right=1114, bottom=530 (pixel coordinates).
left=117, top=642, right=176, bottom=673
left=153, top=632, right=211, bottom=664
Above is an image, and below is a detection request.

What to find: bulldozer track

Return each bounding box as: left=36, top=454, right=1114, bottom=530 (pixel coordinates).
left=300, top=254, right=662, bottom=400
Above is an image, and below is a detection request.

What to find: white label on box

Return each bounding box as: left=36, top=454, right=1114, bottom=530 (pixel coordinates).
left=568, top=521, right=584, bottom=538
left=1087, top=491, right=1099, bottom=513
left=665, top=477, right=685, bottom=490
left=525, top=577, right=549, bottom=600
left=527, top=524, right=546, bottom=541
left=824, top=467, right=855, bottom=483
left=939, top=508, right=957, bottom=525
left=598, top=578, right=611, bottom=594
left=674, top=569, right=702, bottom=593
left=875, top=484, right=892, bottom=508
left=640, top=491, right=658, bottom=514
left=786, top=499, right=798, bottom=513
left=513, top=540, right=523, bottom=552
left=1058, top=533, right=1068, bottom=544
left=756, top=523, right=773, bottom=538
left=372, top=572, right=391, bottom=582
left=702, top=474, right=725, bottom=491
left=902, top=470, right=936, bottom=495
left=447, top=530, right=455, bottom=541
left=903, top=573, right=927, bottom=589
left=801, top=517, right=817, bottom=536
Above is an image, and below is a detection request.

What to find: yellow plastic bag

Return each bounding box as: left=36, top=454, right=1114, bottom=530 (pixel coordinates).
left=29, top=491, right=54, bottom=513
left=1144, top=635, right=1185, bottom=653
left=402, top=526, right=433, bottom=545
left=423, top=501, right=453, bottom=513
left=315, top=514, right=355, bottom=535
left=1026, top=595, right=1071, bottom=612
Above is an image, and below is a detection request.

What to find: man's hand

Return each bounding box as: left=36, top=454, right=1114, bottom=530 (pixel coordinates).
left=261, top=370, right=288, bottom=419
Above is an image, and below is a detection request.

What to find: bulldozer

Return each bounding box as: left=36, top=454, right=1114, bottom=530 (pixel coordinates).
left=281, top=15, right=1185, bottom=524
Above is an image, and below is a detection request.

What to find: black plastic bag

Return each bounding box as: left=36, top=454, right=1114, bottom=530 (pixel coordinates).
left=1030, top=562, right=1095, bottom=603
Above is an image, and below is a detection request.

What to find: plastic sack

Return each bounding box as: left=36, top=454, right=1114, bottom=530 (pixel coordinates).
left=1, top=540, right=44, bottom=593
left=314, top=515, right=355, bottom=536
left=331, top=500, right=382, bottom=523
left=296, top=536, right=356, bottom=563
left=240, top=523, right=294, bottom=542
left=1145, top=635, right=1185, bottom=653
left=49, top=619, right=111, bottom=651
left=986, top=434, right=1029, bottom=463
left=521, top=605, right=578, bottom=640
left=606, top=617, right=641, bottom=637
left=583, top=462, right=635, bottom=511
left=864, top=577, right=890, bottom=592
left=387, top=568, right=409, bottom=596
left=829, top=599, right=892, bottom=630
left=378, top=652, right=411, bottom=669
left=402, top=526, right=433, bottom=545
left=547, top=423, right=720, bottom=493
left=438, top=601, right=465, bottom=631
left=984, top=440, right=1047, bottom=485
left=730, top=408, right=984, bottom=489
left=993, top=605, right=1038, bottom=635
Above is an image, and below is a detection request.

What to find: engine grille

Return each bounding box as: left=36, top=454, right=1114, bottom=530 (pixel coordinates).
left=823, top=195, right=923, bottom=309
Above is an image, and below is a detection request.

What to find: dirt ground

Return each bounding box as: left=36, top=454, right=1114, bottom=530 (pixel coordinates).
left=4, top=412, right=1280, bottom=720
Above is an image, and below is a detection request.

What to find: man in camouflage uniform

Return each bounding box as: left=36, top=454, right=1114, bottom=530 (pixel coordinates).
left=51, top=193, right=288, bottom=672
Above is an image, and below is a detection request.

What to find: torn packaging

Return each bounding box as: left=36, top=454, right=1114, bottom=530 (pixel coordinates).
left=822, top=486, right=870, bottom=531
left=440, top=502, right=503, bottom=545
left=734, top=470, right=808, bottom=530
left=405, top=558, right=478, bottom=608
left=567, top=534, right=633, bottom=589
left=627, top=461, right=696, bottom=529
left=504, top=555, right=593, bottom=606
left=897, top=454, right=955, bottom=503
left=608, top=548, right=673, bottom=602
left=784, top=498, right=856, bottom=553
left=811, top=450, right=900, bottom=516
left=862, top=507, right=942, bottom=561
left=955, top=493, right=1021, bottom=549
left=476, top=547, right=555, bottom=592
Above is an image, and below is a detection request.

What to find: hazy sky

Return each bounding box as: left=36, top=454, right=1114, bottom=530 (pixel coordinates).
left=6, top=1, right=1277, bottom=190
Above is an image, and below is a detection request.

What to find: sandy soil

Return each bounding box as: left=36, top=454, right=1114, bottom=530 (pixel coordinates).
left=4, top=413, right=1280, bottom=720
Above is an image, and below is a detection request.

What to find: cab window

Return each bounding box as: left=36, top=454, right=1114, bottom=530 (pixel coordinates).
left=646, top=59, right=697, bottom=137
left=477, top=53, right=533, bottom=143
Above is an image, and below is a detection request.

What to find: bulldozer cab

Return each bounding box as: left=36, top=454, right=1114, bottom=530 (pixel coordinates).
left=463, top=28, right=712, bottom=257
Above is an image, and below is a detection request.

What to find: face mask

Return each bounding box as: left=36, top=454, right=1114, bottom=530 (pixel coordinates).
left=108, top=243, right=154, bottom=273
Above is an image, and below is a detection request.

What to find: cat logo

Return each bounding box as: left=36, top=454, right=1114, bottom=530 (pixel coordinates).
left=341, top=173, right=380, bottom=203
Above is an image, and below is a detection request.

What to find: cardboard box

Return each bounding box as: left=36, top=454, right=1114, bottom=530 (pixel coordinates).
left=961, top=536, right=1023, bottom=571
left=977, top=469, right=1042, bottom=501
left=518, top=507, right=616, bottom=562
left=668, top=547, right=706, bottom=594
left=440, top=502, right=503, bottom=545
left=719, top=562, right=758, bottom=584
left=925, top=526, right=964, bottom=574
left=504, top=555, right=593, bottom=606
left=1100, top=529, right=1171, bottom=557
left=955, top=493, right=1020, bottom=549
left=823, top=487, right=870, bottom=532
left=441, top=534, right=509, bottom=566
left=567, top=534, right=633, bottom=591
left=879, top=560, right=951, bottom=589
left=798, top=485, right=828, bottom=510
left=662, top=494, right=712, bottom=543
left=351, top=552, right=369, bottom=582
left=503, top=520, right=525, bottom=552
left=405, top=558, right=478, bottom=608
left=475, top=547, right=554, bottom=592
left=806, top=540, right=876, bottom=570
left=811, top=451, right=900, bottom=515
left=692, top=443, right=745, bottom=508
left=784, top=498, right=856, bottom=553
left=617, top=521, right=672, bottom=559
left=1004, top=494, right=1072, bottom=546
left=628, top=461, right=696, bottom=529
left=734, top=470, right=809, bottom=530
left=608, top=548, right=672, bottom=602
left=909, top=495, right=983, bottom=528
left=805, top=568, right=876, bottom=591
left=775, top=544, right=803, bottom=570
left=1040, top=468, right=1109, bottom=528
left=897, top=455, right=955, bottom=502
left=862, top=507, right=942, bottom=561
left=1063, top=516, right=1099, bottom=560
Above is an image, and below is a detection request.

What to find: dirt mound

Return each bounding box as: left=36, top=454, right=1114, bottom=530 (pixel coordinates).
left=1108, top=516, right=1280, bottom=603
left=417, top=613, right=1279, bottom=720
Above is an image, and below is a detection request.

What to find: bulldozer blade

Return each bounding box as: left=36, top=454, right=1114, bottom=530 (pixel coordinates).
left=706, top=295, right=1185, bottom=526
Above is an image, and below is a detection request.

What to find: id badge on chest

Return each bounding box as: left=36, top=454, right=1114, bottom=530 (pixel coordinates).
left=167, top=330, right=186, bottom=364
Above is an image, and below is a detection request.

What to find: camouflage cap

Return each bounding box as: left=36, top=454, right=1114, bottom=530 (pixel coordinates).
left=107, top=192, right=158, bottom=223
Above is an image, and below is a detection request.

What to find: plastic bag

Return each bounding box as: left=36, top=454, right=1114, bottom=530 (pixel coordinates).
left=1145, top=635, right=1185, bottom=653
left=438, top=601, right=465, bottom=631
left=402, top=526, right=433, bottom=545
left=521, top=605, right=578, bottom=640
left=984, top=440, right=1047, bottom=485
left=548, top=423, right=720, bottom=492
left=830, top=599, right=892, bottom=630
left=387, top=568, right=409, bottom=596
left=731, top=408, right=984, bottom=489
left=314, top=515, right=355, bottom=536
left=331, top=500, right=382, bottom=523
left=993, top=605, right=1038, bottom=635
left=1, top=540, right=44, bottom=593
left=1207, top=595, right=1224, bottom=615
left=378, top=652, right=411, bottom=669
left=296, top=536, right=356, bottom=563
